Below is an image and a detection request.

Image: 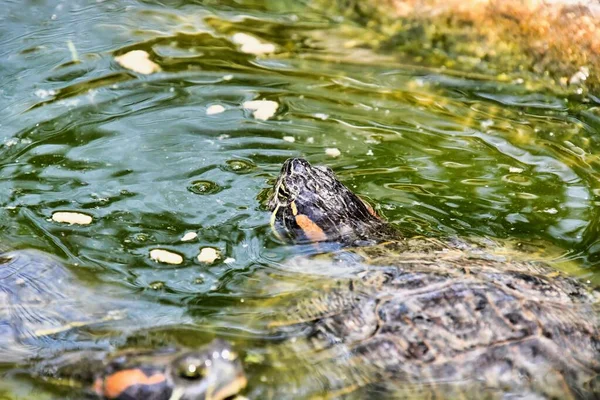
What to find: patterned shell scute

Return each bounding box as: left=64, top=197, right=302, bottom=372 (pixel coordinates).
left=272, top=239, right=600, bottom=399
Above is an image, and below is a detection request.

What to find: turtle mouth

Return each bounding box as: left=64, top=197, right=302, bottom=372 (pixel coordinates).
left=267, top=159, right=300, bottom=211
left=268, top=179, right=292, bottom=209
left=268, top=181, right=292, bottom=242
left=268, top=161, right=303, bottom=241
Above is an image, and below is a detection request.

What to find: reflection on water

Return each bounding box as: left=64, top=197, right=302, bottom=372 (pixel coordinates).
left=1, top=0, right=599, bottom=398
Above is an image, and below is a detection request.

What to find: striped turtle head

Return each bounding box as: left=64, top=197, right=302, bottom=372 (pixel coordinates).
left=268, top=158, right=385, bottom=244
left=93, top=340, right=246, bottom=400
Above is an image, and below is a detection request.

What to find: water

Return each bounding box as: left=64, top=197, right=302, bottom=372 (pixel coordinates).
left=1, top=0, right=599, bottom=398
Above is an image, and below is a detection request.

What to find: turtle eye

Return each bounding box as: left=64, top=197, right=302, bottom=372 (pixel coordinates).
left=176, top=359, right=208, bottom=380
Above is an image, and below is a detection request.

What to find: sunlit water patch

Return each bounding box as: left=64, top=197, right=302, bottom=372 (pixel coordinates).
left=1, top=0, right=600, bottom=398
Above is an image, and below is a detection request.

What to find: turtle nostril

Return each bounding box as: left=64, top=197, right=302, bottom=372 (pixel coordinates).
left=289, top=158, right=310, bottom=174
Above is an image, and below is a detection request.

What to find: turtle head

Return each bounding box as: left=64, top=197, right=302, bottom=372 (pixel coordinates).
left=268, top=158, right=386, bottom=244
left=94, top=340, right=246, bottom=400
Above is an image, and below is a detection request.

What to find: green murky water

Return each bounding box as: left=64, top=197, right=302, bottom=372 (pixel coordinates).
left=1, top=0, right=600, bottom=398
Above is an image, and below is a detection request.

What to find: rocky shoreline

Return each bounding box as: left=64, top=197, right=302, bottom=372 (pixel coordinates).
left=337, top=0, right=600, bottom=93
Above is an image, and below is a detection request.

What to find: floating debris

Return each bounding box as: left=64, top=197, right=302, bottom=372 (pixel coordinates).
left=243, top=100, right=278, bottom=121
left=52, top=211, right=93, bottom=225
left=232, top=33, right=276, bottom=55
left=115, top=50, right=160, bottom=75
left=150, top=249, right=183, bottom=265
left=149, top=281, right=165, bottom=290
left=66, top=40, right=79, bottom=63
left=197, top=247, right=220, bottom=264
left=181, top=232, right=198, bottom=242
left=283, top=136, right=295, bottom=143
left=569, top=67, right=589, bottom=85
left=206, top=104, right=226, bottom=115
left=325, top=148, right=341, bottom=157
left=34, top=89, right=57, bottom=99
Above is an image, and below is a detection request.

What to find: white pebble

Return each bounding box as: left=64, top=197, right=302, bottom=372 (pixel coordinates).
left=34, top=89, right=57, bottom=99
left=232, top=33, right=276, bottom=55
left=115, top=50, right=160, bottom=74
left=243, top=100, right=278, bottom=121
left=150, top=249, right=183, bottom=265
left=181, top=232, right=198, bottom=242
left=197, top=247, right=220, bottom=264
left=282, top=136, right=295, bottom=143
left=480, top=119, right=494, bottom=129
left=325, top=148, right=341, bottom=157
left=52, top=211, right=93, bottom=225
left=206, top=104, right=226, bottom=115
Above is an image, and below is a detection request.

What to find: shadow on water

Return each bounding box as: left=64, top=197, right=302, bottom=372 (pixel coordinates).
left=1, top=0, right=600, bottom=398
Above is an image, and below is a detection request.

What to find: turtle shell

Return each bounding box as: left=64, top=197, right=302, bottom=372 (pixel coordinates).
left=253, top=240, right=600, bottom=399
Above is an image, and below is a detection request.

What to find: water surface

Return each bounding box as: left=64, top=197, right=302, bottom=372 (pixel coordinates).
left=1, top=0, right=600, bottom=397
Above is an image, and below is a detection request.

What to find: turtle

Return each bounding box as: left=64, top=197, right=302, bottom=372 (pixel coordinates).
left=0, top=249, right=246, bottom=400
left=260, top=157, right=600, bottom=399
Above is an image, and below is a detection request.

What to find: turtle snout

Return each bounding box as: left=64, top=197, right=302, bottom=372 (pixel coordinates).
left=284, top=158, right=311, bottom=175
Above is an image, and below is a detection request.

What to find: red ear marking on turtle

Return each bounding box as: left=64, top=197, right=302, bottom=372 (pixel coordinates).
left=101, top=369, right=166, bottom=399
left=295, top=214, right=328, bottom=242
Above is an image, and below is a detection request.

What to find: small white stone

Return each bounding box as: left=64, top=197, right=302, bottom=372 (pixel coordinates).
left=52, top=212, right=93, bottom=225
left=282, top=136, right=295, bottom=143
left=224, top=257, right=236, bottom=264
left=34, top=89, right=57, bottom=99
left=243, top=100, right=278, bottom=121
left=115, top=50, right=160, bottom=74
left=181, top=232, right=198, bottom=242
left=325, top=148, right=341, bottom=157
left=232, top=33, right=276, bottom=55
left=569, top=66, right=589, bottom=85
left=150, top=249, right=183, bottom=265
left=480, top=119, right=494, bottom=128
left=197, top=247, right=220, bottom=264
left=206, top=104, right=226, bottom=115
left=4, top=138, right=18, bottom=147
left=509, top=167, right=524, bottom=173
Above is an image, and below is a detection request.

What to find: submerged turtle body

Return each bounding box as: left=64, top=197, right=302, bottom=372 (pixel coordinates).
left=266, top=158, right=600, bottom=399
left=0, top=249, right=246, bottom=399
